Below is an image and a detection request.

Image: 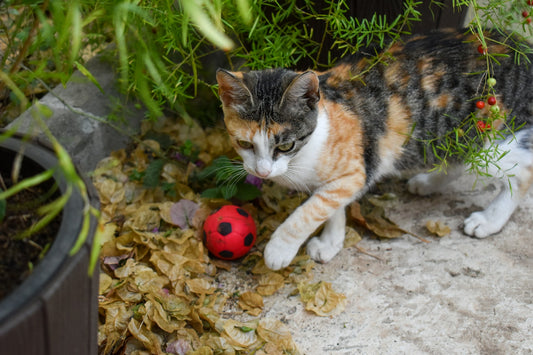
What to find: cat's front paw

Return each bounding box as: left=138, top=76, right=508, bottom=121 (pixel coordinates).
left=464, top=211, right=499, bottom=238
left=263, top=237, right=299, bottom=270
left=306, top=237, right=343, bottom=264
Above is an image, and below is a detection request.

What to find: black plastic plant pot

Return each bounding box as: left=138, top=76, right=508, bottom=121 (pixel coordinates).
left=0, top=134, right=99, bottom=355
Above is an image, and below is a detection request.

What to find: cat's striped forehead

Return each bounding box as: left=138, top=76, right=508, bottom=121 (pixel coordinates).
left=242, top=69, right=300, bottom=123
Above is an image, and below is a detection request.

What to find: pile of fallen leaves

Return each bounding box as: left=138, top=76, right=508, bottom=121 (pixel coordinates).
left=93, top=119, right=353, bottom=355
left=93, top=118, right=449, bottom=354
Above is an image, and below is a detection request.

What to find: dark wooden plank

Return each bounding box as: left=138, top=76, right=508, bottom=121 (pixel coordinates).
left=0, top=299, right=47, bottom=354
left=42, top=245, right=97, bottom=355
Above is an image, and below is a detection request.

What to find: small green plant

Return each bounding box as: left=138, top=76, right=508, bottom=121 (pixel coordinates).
left=197, top=156, right=262, bottom=201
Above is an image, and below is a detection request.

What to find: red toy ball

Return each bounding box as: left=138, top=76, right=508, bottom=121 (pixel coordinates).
left=203, top=205, right=257, bottom=260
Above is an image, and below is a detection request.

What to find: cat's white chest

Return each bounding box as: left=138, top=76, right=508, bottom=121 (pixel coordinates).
left=272, top=110, right=329, bottom=191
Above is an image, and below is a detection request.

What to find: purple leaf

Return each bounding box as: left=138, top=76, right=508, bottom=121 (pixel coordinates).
left=245, top=174, right=263, bottom=189
left=102, top=254, right=130, bottom=270
left=170, top=199, right=199, bottom=229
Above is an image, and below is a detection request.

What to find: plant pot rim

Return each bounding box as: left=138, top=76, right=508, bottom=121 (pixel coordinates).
left=0, top=132, right=97, bottom=322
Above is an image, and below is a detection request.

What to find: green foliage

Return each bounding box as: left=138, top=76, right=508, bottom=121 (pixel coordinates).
left=197, top=156, right=261, bottom=201
left=0, top=0, right=453, bottom=122
left=2, top=0, right=532, bottom=123
left=142, top=159, right=165, bottom=188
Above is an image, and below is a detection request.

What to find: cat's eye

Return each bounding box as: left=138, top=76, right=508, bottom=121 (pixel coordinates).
left=237, top=140, right=253, bottom=149
left=277, top=142, right=295, bottom=152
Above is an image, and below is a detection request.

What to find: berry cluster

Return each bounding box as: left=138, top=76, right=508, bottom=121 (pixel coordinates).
left=474, top=77, right=500, bottom=132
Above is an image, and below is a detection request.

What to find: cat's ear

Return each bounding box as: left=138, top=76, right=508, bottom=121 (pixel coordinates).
left=280, top=71, right=320, bottom=109
left=216, top=69, right=253, bottom=110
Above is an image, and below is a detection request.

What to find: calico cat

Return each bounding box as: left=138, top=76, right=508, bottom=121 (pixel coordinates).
left=216, top=29, right=533, bottom=270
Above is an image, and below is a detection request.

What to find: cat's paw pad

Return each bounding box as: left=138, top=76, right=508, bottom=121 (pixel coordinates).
left=464, top=212, right=498, bottom=238
left=263, top=238, right=299, bottom=270
left=306, top=237, right=343, bottom=264
left=407, top=174, right=438, bottom=196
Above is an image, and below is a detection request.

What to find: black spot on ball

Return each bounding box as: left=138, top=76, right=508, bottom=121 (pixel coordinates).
left=218, top=222, right=232, bottom=236
left=236, top=208, right=249, bottom=218
left=244, top=233, right=254, bottom=246
left=219, top=250, right=234, bottom=259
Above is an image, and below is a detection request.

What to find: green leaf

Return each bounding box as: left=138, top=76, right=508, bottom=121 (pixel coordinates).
left=38, top=105, right=54, bottom=120
left=238, top=326, right=255, bottom=333
left=200, top=187, right=222, bottom=199
left=197, top=156, right=234, bottom=180
left=220, top=184, right=237, bottom=200
left=179, top=0, right=234, bottom=50
left=0, top=169, right=54, bottom=200
left=143, top=159, right=165, bottom=188
left=74, top=61, right=104, bottom=93
left=129, top=169, right=145, bottom=182
left=234, top=182, right=261, bottom=201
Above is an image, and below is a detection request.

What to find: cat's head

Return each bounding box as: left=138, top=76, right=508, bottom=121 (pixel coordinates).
left=216, top=68, right=320, bottom=179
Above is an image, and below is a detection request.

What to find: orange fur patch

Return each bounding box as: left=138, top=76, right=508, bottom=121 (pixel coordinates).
left=430, top=93, right=451, bottom=109
left=224, top=112, right=287, bottom=145
left=326, top=63, right=353, bottom=87
left=418, top=59, right=446, bottom=93
left=317, top=101, right=366, bottom=190
left=384, top=60, right=409, bottom=89
left=388, top=42, right=405, bottom=56
left=379, top=95, right=412, bottom=163
left=224, top=112, right=258, bottom=141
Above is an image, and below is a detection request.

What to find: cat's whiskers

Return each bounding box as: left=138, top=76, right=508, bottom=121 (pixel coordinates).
left=210, top=160, right=249, bottom=190
left=227, top=169, right=249, bottom=189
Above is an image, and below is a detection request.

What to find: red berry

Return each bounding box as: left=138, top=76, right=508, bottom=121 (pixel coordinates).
left=477, top=44, right=486, bottom=55
left=476, top=120, right=487, bottom=132
left=475, top=100, right=485, bottom=109
left=528, top=17, right=532, bottom=24
left=528, top=0, right=533, bottom=5
left=487, top=96, right=497, bottom=105
left=523, top=10, right=529, bottom=17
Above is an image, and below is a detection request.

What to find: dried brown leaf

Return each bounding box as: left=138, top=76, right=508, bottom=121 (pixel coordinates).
left=257, top=318, right=299, bottom=353
left=426, top=220, right=451, bottom=237
left=219, top=319, right=259, bottom=349
left=302, top=281, right=346, bottom=317
left=144, top=297, right=186, bottom=333
left=256, top=272, right=285, bottom=296
left=128, top=318, right=165, bottom=355
left=99, top=273, right=113, bottom=295
left=238, top=291, right=264, bottom=316
left=186, top=278, right=215, bottom=295
left=344, top=226, right=362, bottom=248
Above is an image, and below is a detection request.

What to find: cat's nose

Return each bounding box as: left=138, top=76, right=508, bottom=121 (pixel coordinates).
left=256, top=160, right=272, bottom=178
left=256, top=170, right=270, bottom=178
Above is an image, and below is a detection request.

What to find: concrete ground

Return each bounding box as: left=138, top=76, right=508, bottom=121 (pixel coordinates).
left=262, top=175, right=533, bottom=354
left=10, top=54, right=532, bottom=355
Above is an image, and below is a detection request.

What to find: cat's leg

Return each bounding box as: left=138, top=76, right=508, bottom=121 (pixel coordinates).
left=464, top=128, right=533, bottom=238
left=306, top=207, right=346, bottom=264
left=407, top=165, right=464, bottom=196
left=263, top=176, right=364, bottom=270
